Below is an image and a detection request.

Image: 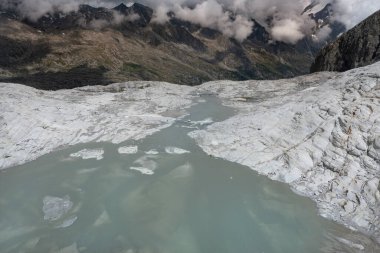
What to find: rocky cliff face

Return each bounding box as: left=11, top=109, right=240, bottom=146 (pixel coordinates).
left=311, top=10, right=380, bottom=73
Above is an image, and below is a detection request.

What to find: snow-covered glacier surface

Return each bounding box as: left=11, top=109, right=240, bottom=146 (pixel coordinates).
left=0, top=62, right=379, bottom=251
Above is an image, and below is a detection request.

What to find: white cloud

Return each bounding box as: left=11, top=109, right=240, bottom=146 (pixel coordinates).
left=271, top=19, right=305, bottom=44
left=313, top=25, right=332, bottom=42
left=152, top=5, right=170, bottom=24
left=333, top=0, right=380, bottom=29
left=173, top=0, right=254, bottom=41
left=1, top=0, right=379, bottom=43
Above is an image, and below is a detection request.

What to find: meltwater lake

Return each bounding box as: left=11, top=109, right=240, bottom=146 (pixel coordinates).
left=0, top=97, right=378, bottom=253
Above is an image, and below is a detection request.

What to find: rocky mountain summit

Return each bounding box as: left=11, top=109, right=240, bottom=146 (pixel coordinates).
left=311, top=10, right=380, bottom=72
left=0, top=2, right=342, bottom=89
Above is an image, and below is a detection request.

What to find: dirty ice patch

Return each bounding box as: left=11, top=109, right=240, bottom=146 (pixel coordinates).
left=165, top=147, right=190, bottom=154
left=118, top=146, right=138, bottom=155
left=130, top=167, right=155, bottom=175
left=70, top=149, right=104, bottom=160
left=42, top=195, right=73, bottom=222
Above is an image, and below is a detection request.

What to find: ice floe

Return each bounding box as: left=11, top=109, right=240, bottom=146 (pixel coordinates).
left=165, top=147, right=190, bottom=154
left=118, top=146, right=138, bottom=154
left=70, top=149, right=104, bottom=160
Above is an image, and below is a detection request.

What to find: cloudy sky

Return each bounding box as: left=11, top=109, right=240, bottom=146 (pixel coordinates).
left=1, top=0, right=379, bottom=42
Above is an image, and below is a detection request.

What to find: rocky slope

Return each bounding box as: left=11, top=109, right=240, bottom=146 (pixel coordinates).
left=311, top=10, right=380, bottom=72
left=1, top=62, right=379, bottom=245
left=0, top=3, right=342, bottom=89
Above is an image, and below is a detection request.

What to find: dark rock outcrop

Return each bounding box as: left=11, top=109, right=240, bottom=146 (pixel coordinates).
left=311, top=10, right=380, bottom=72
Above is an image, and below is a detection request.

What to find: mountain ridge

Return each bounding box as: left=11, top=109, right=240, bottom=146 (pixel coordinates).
left=0, top=2, right=342, bottom=90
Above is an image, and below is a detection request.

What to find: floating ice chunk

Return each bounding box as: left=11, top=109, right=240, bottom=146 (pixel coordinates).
left=70, top=149, right=104, bottom=160
left=94, top=211, right=111, bottom=227
left=42, top=196, right=73, bottom=221
left=165, top=147, right=190, bottom=154
left=145, top=149, right=159, bottom=155
left=118, top=146, right=138, bottom=154
left=56, top=216, right=77, bottom=228
left=130, top=167, right=154, bottom=175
